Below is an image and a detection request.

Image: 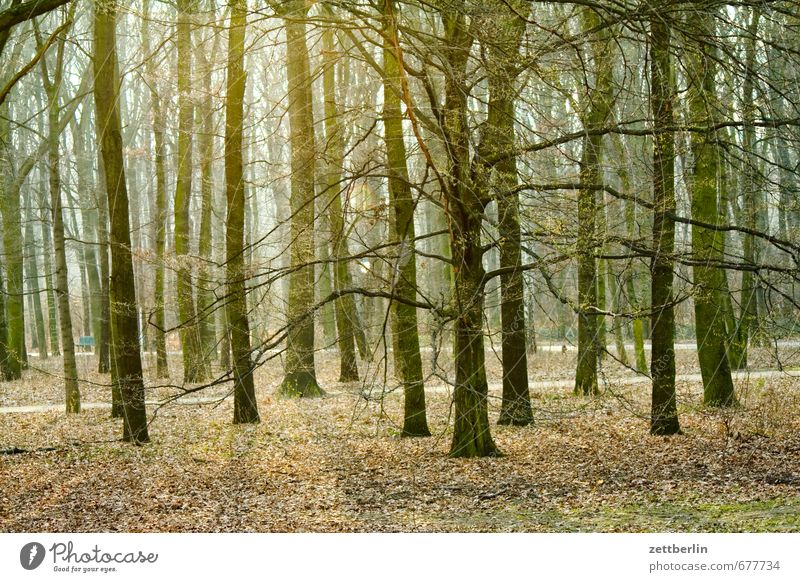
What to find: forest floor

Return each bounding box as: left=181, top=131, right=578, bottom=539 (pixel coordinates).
left=2, top=345, right=800, bottom=532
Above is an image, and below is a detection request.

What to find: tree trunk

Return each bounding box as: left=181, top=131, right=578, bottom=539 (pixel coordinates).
left=437, top=2, right=499, bottom=457
left=37, top=14, right=81, bottom=411
left=734, top=8, right=762, bottom=369
left=575, top=11, right=615, bottom=396
left=94, top=0, right=149, bottom=443
left=276, top=0, right=323, bottom=398
left=174, top=0, right=207, bottom=384
left=685, top=7, right=736, bottom=407
left=196, top=15, right=218, bottom=364
left=649, top=14, right=680, bottom=435
left=142, top=0, right=169, bottom=379
left=381, top=0, right=429, bottom=435
left=40, top=191, right=60, bottom=358
left=0, top=106, right=25, bottom=380
left=95, top=147, right=112, bottom=377
left=607, top=259, right=629, bottom=367
left=323, top=12, right=361, bottom=383
left=24, top=195, right=48, bottom=359
left=225, top=0, right=259, bottom=424
left=485, top=0, right=532, bottom=426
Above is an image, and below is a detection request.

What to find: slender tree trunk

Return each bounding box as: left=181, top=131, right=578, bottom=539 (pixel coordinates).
left=142, top=0, right=169, bottom=379
left=95, top=148, right=112, bottom=377
left=613, top=138, right=649, bottom=374
left=381, top=0, right=429, bottom=435
left=485, top=0, right=532, bottom=426
left=734, top=8, right=762, bottom=369
left=43, top=14, right=81, bottom=412
left=174, top=0, right=207, bottom=384
left=323, top=14, right=361, bottom=383
left=40, top=192, right=60, bottom=358
left=607, top=259, right=629, bottom=367
left=71, top=114, right=104, bottom=353
left=575, top=12, right=615, bottom=396
left=24, top=195, right=48, bottom=359
left=649, top=14, right=680, bottom=435
left=225, top=0, right=259, bottom=424
left=196, top=17, right=218, bottom=364
left=94, top=0, right=149, bottom=443
left=276, top=0, right=323, bottom=398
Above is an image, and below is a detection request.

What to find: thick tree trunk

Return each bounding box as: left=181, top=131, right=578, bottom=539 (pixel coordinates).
left=225, top=0, right=259, bottom=424
left=437, top=2, right=499, bottom=457
left=0, top=257, right=8, bottom=377
left=450, top=209, right=499, bottom=457
left=381, top=0, right=429, bottom=435
left=0, top=113, right=25, bottom=380
left=686, top=7, right=736, bottom=407
left=94, top=0, right=149, bottom=443
left=649, top=14, right=680, bottom=435
left=277, top=0, right=322, bottom=398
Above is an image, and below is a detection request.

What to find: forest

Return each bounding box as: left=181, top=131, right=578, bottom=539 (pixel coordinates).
left=1, top=0, right=799, bottom=532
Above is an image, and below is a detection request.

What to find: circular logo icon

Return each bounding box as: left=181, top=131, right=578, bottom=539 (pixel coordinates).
left=20, top=542, right=46, bottom=570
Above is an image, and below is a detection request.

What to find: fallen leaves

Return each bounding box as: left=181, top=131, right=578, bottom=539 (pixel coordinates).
left=0, top=348, right=799, bottom=532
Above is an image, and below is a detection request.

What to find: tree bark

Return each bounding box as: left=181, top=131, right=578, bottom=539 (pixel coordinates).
left=225, top=0, right=259, bottom=424
left=142, top=0, right=169, bottom=379
left=0, top=105, right=25, bottom=380
left=323, top=10, right=361, bottom=384
left=485, top=0, right=532, bottom=426
left=24, top=195, right=48, bottom=359
left=575, top=11, right=615, bottom=396
left=685, top=6, right=736, bottom=407
left=276, top=0, right=323, bottom=398
left=437, top=2, right=499, bottom=457
left=381, top=0, right=429, bottom=436
left=174, top=0, right=208, bottom=384
left=39, top=13, right=80, bottom=412
left=94, top=0, right=149, bottom=443
left=649, top=14, right=680, bottom=435
left=196, top=13, right=218, bottom=364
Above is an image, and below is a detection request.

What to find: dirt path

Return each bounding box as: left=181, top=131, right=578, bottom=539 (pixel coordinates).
left=1, top=369, right=796, bottom=414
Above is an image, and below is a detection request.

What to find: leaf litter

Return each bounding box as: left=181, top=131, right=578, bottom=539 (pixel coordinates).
left=1, top=347, right=799, bottom=532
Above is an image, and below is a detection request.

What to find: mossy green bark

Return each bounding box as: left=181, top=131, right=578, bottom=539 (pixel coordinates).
left=484, top=1, right=532, bottom=427
left=225, top=0, right=259, bottom=424
left=173, top=0, right=208, bottom=385
left=575, top=10, right=615, bottom=396
left=276, top=0, right=322, bottom=399
left=686, top=7, right=736, bottom=408
left=435, top=1, right=499, bottom=457
left=323, top=15, right=361, bottom=384
left=649, top=15, right=680, bottom=435
left=0, top=106, right=24, bottom=381
left=381, top=0, right=429, bottom=436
